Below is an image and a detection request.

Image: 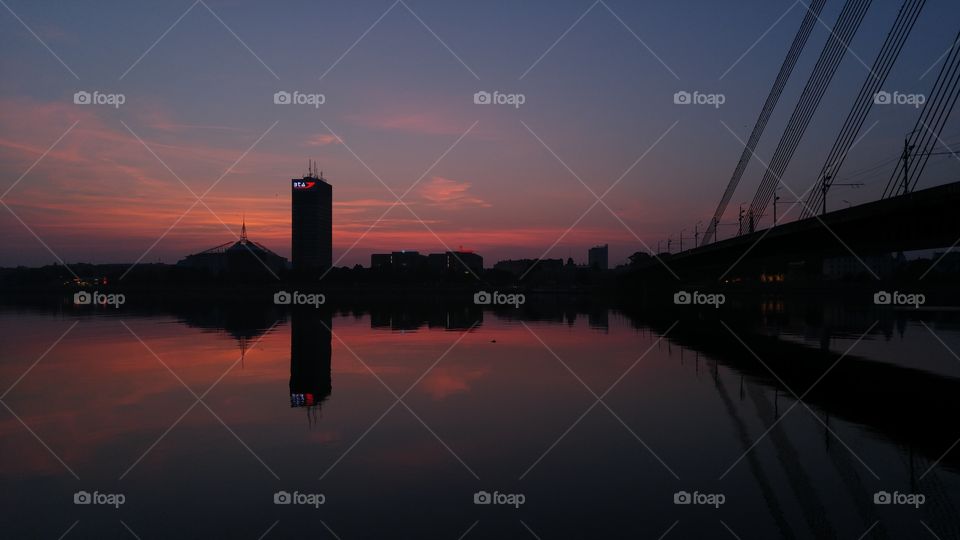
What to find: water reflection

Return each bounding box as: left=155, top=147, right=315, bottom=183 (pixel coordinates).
left=289, top=311, right=332, bottom=419
left=2, top=298, right=960, bottom=538
left=642, top=316, right=960, bottom=473
left=160, top=298, right=960, bottom=477
left=368, top=303, right=483, bottom=331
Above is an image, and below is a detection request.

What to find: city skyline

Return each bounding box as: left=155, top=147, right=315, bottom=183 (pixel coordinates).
left=4, top=1, right=960, bottom=269
left=5, top=3, right=960, bottom=538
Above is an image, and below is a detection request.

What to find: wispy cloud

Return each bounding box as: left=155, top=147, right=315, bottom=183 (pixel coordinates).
left=303, top=133, right=342, bottom=147
left=419, top=176, right=489, bottom=209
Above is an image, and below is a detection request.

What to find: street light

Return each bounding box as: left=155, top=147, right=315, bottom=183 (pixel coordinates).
left=901, top=127, right=922, bottom=195
left=821, top=176, right=863, bottom=215
left=737, top=202, right=748, bottom=236
left=773, top=187, right=798, bottom=225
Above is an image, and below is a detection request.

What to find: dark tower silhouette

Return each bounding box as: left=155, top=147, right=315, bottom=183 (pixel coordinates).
left=292, top=161, right=332, bottom=274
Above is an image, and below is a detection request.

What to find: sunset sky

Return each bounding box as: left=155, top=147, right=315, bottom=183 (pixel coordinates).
left=2, top=0, right=959, bottom=268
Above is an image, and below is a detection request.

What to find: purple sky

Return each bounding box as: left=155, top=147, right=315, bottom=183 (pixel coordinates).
left=1, top=0, right=959, bottom=268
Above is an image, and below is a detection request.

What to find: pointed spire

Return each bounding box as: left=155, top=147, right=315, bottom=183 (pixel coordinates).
left=240, top=214, right=247, bottom=241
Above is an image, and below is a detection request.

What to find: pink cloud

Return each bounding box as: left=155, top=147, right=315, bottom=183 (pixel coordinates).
left=303, top=133, right=342, bottom=147
left=0, top=97, right=649, bottom=267
left=419, top=176, right=489, bottom=209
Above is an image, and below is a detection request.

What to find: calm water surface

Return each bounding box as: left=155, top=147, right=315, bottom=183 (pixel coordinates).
left=1, top=302, right=959, bottom=539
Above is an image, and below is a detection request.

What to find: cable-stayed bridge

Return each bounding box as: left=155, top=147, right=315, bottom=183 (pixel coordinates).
left=672, top=0, right=960, bottom=281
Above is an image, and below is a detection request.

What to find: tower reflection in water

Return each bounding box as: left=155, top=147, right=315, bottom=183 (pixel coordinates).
left=289, top=310, right=332, bottom=422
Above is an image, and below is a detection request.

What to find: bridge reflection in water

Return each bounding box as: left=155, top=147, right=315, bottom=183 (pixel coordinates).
left=7, top=299, right=952, bottom=538
left=632, top=307, right=960, bottom=474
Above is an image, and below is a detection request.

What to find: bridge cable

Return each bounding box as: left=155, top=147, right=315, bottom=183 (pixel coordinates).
left=749, top=0, right=875, bottom=228
left=700, top=0, right=828, bottom=245
left=881, top=27, right=960, bottom=198
left=802, top=0, right=927, bottom=217
left=749, top=0, right=871, bottom=218
left=750, top=0, right=874, bottom=223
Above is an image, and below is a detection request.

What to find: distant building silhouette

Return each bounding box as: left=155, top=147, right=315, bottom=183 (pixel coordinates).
left=393, top=250, right=427, bottom=271
left=588, top=244, right=608, bottom=270
left=177, top=218, right=287, bottom=275
left=370, top=253, right=394, bottom=269
left=628, top=251, right=653, bottom=267
left=370, top=250, right=426, bottom=271
left=370, top=250, right=482, bottom=274
left=292, top=163, right=332, bottom=273
left=428, top=251, right=483, bottom=274
left=494, top=258, right=563, bottom=276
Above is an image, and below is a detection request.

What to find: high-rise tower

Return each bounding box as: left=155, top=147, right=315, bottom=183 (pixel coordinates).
left=292, top=161, right=332, bottom=273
